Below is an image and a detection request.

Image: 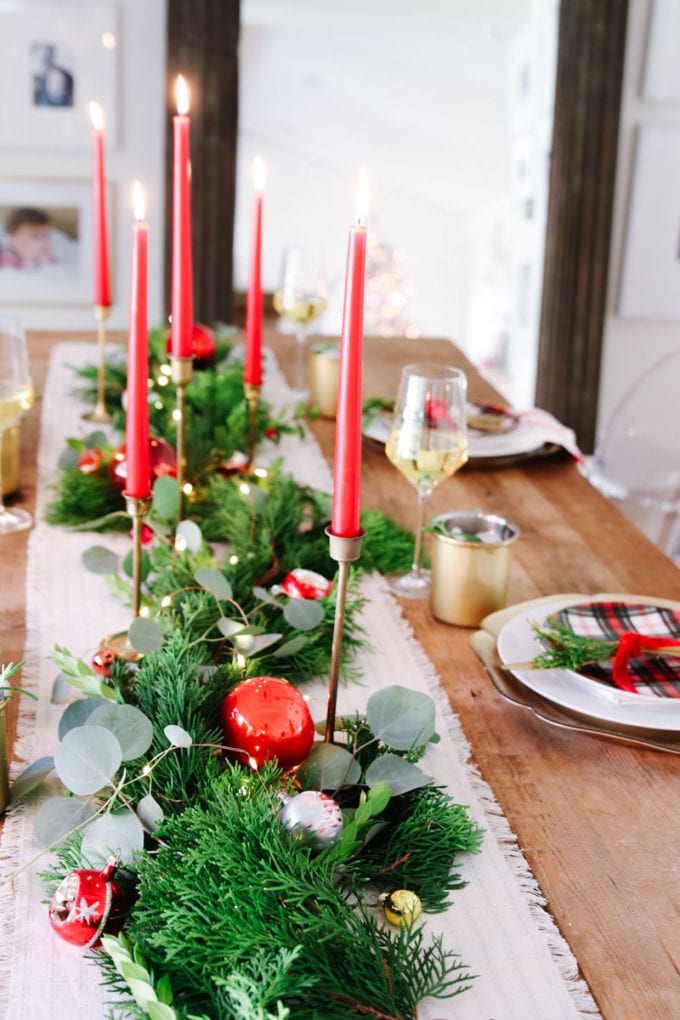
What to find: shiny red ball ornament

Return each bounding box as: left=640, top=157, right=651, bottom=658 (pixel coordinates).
left=48, top=858, right=127, bottom=949
left=281, top=569, right=332, bottom=601
left=220, top=676, right=315, bottom=771
left=91, top=647, right=119, bottom=677
left=165, top=323, right=217, bottom=366
left=109, top=436, right=177, bottom=493
left=77, top=448, right=103, bottom=474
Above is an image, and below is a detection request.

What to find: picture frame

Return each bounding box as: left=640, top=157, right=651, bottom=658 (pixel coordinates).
left=0, top=178, right=101, bottom=306
left=0, top=1, right=120, bottom=149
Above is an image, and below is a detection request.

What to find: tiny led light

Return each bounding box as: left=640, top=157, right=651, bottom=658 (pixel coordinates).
left=254, top=467, right=268, bottom=478
left=139, top=605, right=150, bottom=618
left=101, top=32, right=117, bottom=49
left=182, top=482, right=193, bottom=496
left=161, top=595, right=172, bottom=608
left=239, top=483, right=251, bottom=496
left=228, top=554, right=239, bottom=565
left=172, top=408, right=182, bottom=422
left=175, top=535, right=188, bottom=553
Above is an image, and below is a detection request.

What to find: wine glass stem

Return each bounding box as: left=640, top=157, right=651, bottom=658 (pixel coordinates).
left=295, top=327, right=307, bottom=390
left=411, top=489, right=428, bottom=575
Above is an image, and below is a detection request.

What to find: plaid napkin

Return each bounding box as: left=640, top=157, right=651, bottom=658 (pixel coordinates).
left=551, top=602, right=680, bottom=697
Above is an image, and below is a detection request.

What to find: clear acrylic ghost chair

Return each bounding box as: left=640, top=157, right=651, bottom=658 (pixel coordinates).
left=587, top=348, right=680, bottom=565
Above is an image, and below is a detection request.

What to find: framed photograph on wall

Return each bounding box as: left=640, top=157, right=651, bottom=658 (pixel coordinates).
left=618, top=125, right=680, bottom=319
left=0, top=1, right=119, bottom=149
left=0, top=178, right=101, bottom=306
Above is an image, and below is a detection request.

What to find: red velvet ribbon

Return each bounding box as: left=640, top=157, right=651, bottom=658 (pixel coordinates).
left=611, top=632, right=680, bottom=693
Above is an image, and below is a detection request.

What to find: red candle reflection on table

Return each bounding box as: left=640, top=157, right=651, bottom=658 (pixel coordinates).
left=331, top=167, right=369, bottom=538
left=170, top=74, right=193, bottom=359
left=89, top=101, right=111, bottom=309
left=244, top=156, right=267, bottom=386
left=125, top=181, right=150, bottom=499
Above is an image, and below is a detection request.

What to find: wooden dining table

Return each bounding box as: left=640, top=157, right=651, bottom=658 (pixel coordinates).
left=3, top=327, right=680, bottom=1020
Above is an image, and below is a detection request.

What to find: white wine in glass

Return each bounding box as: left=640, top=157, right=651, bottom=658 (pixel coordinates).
left=0, top=315, right=33, bottom=533
left=273, top=246, right=328, bottom=391
left=385, top=364, right=468, bottom=597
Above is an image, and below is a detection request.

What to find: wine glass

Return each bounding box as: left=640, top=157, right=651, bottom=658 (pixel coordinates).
left=273, top=246, right=328, bottom=392
left=0, top=315, right=34, bottom=533
left=385, top=364, right=468, bottom=598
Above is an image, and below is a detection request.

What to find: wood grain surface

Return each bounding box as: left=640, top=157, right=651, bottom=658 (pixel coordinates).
left=4, top=329, right=680, bottom=1019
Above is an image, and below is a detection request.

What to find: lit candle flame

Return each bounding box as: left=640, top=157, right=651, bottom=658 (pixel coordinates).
left=89, top=100, right=104, bottom=131
left=252, top=156, right=267, bottom=194
left=132, top=180, right=146, bottom=222
left=176, top=74, right=189, bottom=115
left=355, top=166, right=369, bottom=226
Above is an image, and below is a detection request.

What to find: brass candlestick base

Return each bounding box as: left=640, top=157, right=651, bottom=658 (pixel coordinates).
left=244, top=382, right=261, bottom=471
left=324, top=527, right=366, bottom=743
left=124, top=493, right=152, bottom=616
left=82, top=305, right=112, bottom=423
left=170, top=356, right=193, bottom=513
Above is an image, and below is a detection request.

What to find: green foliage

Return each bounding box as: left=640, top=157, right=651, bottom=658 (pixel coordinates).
left=127, top=770, right=473, bottom=1018
left=530, top=621, right=619, bottom=671
left=47, top=464, right=127, bottom=531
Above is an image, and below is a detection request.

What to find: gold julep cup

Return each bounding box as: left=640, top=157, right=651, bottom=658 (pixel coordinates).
left=429, top=510, right=520, bottom=627
left=1, top=425, right=20, bottom=497
left=307, top=341, right=340, bottom=418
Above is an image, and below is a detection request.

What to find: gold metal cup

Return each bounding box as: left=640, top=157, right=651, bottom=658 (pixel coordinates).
left=429, top=510, right=519, bottom=627
left=1, top=424, right=20, bottom=497
left=307, top=342, right=340, bottom=418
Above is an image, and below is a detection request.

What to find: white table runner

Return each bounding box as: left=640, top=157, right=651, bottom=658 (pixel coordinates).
left=0, top=342, right=600, bottom=1019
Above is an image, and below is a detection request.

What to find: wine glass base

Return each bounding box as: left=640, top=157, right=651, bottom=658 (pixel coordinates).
left=0, top=507, right=32, bottom=534
left=388, top=569, right=431, bottom=599
left=82, top=406, right=111, bottom=424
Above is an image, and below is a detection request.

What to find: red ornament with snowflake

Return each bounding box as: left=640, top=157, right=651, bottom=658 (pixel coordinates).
left=48, top=858, right=127, bottom=949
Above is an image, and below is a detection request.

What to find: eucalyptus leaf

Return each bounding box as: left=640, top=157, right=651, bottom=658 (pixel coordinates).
left=58, top=447, right=80, bottom=469
left=127, top=978, right=159, bottom=1010
left=152, top=475, right=181, bottom=521
left=364, top=754, right=430, bottom=795
left=164, top=724, right=193, bottom=747
left=137, top=794, right=164, bottom=831
left=297, top=742, right=361, bottom=791
left=252, top=585, right=283, bottom=608
left=86, top=703, right=154, bottom=760
left=80, top=810, right=145, bottom=867
left=366, top=685, right=436, bottom=750
left=122, top=549, right=152, bottom=581
left=272, top=634, right=308, bottom=658
left=128, top=617, right=165, bottom=655
left=50, top=671, right=72, bottom=704
left=58, top=695, right=110, bottom=740
left=283, top=598, right=325, bottom=631
left=53, top=725, right=123, bottom=795
left=195, top=567, right=232, bottom=601
left=176, top=519, right=202, bottom=553
left=86, top=430, right=109, bottom=449
left=9, top=755, right=55, bottom=804
left=82, top=545, right=120, bottom=575
left=234, top=632, right=283, bottom=657
left=34, top=796, right=97, bottom=849
left=217, top=617, right=245, bottom=639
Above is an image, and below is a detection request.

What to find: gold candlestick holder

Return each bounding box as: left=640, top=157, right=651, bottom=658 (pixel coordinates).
left=125, top=494, right=152, bottom=617
left=324, top=527, right=366, bottom=743
left=170, top=355, right=193, bottom=513
left=82, top=305, right=111, bottom=423
left=244, top=382, right=261, bottom=471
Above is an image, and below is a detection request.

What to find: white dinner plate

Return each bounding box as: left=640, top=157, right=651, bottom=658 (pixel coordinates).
left=496, top=595, right=680, bottom=730
left=362, top=411, right=546, bottom=459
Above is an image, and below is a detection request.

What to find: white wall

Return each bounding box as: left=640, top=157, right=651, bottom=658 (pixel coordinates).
left=599, top=0, right=680, bottom=436
left=234, top=0, right=554, bottom=410
left=0, top=0, right=167, bottom=332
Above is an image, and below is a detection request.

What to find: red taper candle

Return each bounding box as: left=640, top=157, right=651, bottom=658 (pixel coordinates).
left=170, top=75, right=193, bottom=359
left=244, top=156, right=267, bottom=386
left=125, top=181, right=151, bottom=499
left=90, top=101, right=111, bottom=309
left=331, top=168, right=369, bottom=538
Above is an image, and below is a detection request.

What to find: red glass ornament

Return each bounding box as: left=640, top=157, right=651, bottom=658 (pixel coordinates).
left=77, top=448, right=103, bottom=474
left=220, top=676, right=315, bottom=771
left=48, top=858, right=127, bottom=949
left=281, top=569, right=332, bottom=601
left=165, top=323, right=216, bottom=366
left=109, top=436, right=177, bottom=493
left=91, top=647, right=118, bottom=677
